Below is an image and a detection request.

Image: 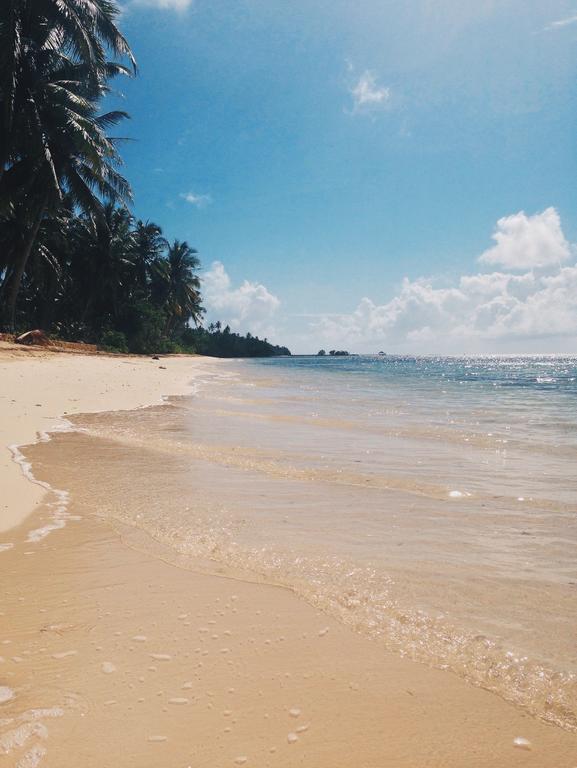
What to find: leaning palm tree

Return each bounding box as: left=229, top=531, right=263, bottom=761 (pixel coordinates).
left=0, top=44, right=132, bottom=327
left=0, top=0, right=135, bottom=188
left=163, top=240, right=204, bottom=336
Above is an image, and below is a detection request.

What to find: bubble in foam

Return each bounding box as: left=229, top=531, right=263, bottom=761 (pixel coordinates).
left=0, top=686, right=14, bottom=704
left=16, top=744, right=47, bottom=768
left=51, top=650, right=77, bottom=659
left=513, top=737, right=532, bottom=750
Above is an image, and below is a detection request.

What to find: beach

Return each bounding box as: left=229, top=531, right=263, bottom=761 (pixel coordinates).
left=1, top=345, right=576, bottom=767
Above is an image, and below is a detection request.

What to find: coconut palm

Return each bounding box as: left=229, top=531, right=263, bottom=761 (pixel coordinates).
left=0, top=48, right=132, bottom=327
left=0, top=0, right=135, bottom=328
left=0, top=0, right=135, bottom=187
left=163, top=240, right=204, bottom=335
left=67, top=203, right=135, bottom=332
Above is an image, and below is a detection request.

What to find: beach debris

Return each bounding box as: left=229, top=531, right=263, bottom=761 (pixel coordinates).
left=168, top=698, right=189, bottom=705
left=289, top=708, right=301, bottom=718
left=234, top=757, right=248, bottom=765
left=147, top=735, right=167, bottom=743
left=132, top=635, right=147, bottom=642
left=0, top=686, right=14, bottom=704
left=513, top=737, right=532, bottom=750
left=15, top=330, right=51, bottom=347
left=101, top=661, right=116, bottom=674
left=318, top=627, right=329, bottom=637
left=287, top=732, right=299, bottom=744
left=149, top=653, right=172, bottom=661
left=296, top=724, right=309, bottom=733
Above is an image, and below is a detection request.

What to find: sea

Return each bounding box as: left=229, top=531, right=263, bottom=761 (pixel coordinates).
left=18, top=354, right=577, bottom=730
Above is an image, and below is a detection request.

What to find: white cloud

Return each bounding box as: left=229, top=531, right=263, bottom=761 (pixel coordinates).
left=478, top=208, right=571, bottom=270
left=202, top=261, right=280, bottom=338
left=180, top=191, right=212, bottom=208
left=130, top=0, right=192, bottom=9
left=350, top=70, right=391, bottom=114
left=544, top=12, right=577, bottom=30
left=308, top=208, right=577, bottom=353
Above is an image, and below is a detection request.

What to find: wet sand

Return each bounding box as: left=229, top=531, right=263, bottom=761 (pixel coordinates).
left=0, top=343, right=216, bottom=532
left=1, top=348, right=576, bottom=765
left=2, top=509, right=577, bottom=767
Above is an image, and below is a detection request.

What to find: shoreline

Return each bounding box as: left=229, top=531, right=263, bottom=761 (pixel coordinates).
left=1, top=348, right=576, bottom=765
left=0, top=342, right=220, bottom=533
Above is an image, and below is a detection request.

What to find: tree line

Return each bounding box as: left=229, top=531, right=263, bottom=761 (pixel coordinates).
left=0, top=0, right=290, bottom=357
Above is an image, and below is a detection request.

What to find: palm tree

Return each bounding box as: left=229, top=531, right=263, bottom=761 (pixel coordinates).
left=0, top=0, right=135, bottom=188
left=0, top=0, right=135, bottom=328
left=163, top=240, right=204, bottom=336
left=0, top=54, right=132, bottom=327
left=68, top=203, right=135, bottom=332
left=132, top=220, right=167, bottom=298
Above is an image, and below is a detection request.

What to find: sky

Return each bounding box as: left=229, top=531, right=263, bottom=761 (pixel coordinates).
left=116, top=0, right=577, bottom=353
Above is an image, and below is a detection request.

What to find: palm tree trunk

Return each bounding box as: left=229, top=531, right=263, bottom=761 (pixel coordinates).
left=2, top=204, right=46, bottom=330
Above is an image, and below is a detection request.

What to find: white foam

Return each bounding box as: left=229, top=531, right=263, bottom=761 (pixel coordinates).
left=16, top=744, right=47, bottom=768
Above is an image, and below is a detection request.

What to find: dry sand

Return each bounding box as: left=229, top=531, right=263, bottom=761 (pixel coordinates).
left=1, top=345, right=575, bottom=766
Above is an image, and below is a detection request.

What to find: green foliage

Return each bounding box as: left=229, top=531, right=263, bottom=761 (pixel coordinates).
left=0, top=0, right=136, bottom=327
left=184, top=326, right=290, bottom=358
left=100, top=329, right=128, bottom=353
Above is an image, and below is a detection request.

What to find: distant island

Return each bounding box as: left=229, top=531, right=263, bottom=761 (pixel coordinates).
left=317, top=349, right=350, bottom=356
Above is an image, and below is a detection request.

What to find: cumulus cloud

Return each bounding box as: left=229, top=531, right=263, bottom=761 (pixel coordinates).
left=202, top=261, right=280, bottom=338
left=350, top=70, right=391, bottom=114
left=478, top=207, right=571, bottom=270
left=180, top=191, right=212, bottom=208
left=310, top=208, right=577, bottom=352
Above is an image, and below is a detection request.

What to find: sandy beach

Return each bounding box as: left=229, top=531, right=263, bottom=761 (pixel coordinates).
left=1, top=345, right=576, bottom=767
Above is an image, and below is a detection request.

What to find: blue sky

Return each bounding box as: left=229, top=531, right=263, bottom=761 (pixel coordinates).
left=115, top=0, right=577, bottom=353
